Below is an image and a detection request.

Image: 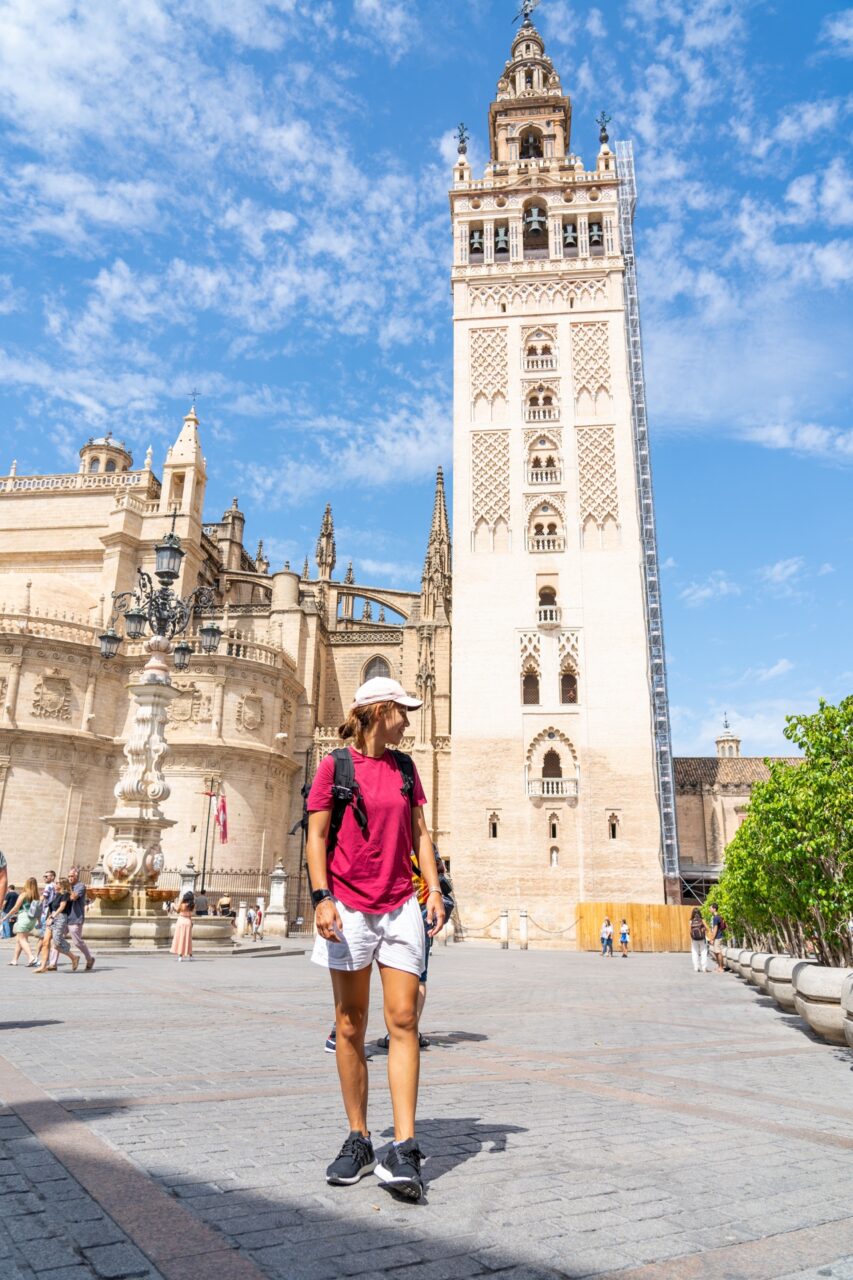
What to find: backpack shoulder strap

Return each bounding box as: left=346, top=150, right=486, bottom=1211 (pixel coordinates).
left=327, top=748, right=367, bottom=851
left=389, top=749, right=416, bottom=802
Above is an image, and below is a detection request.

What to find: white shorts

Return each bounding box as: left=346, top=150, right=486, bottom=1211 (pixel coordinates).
left=311, top=894, right=425, bottom=977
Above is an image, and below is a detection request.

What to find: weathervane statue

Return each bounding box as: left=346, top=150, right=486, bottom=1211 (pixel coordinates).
left=513, top=0, right=541, bottom=24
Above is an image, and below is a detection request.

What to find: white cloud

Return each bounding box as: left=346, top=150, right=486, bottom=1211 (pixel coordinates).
left=756, top=658, right=794, bottom=682
left=819, top=9, right=853, bottom=57
left=587, top=8, right=607, bottom=39
left=818, top=562, right=835, bottom=576
left=742, top=422, right=853, bottom=463
left=0, top=274, right=23, bottom=314
left=358, top=557, right=421, bottom=587
left=352, top=0, right=419, bottom=61
left=679, top=570, right=741, bottom=608
left=1, top=166, right=163, bottom=248
left=758, top=557, right=806, bottom=592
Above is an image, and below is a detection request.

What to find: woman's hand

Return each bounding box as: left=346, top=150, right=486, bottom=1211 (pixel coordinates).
left=425, top=889, right=446, bottom=937
left=315, top=896, right=344, bottom=941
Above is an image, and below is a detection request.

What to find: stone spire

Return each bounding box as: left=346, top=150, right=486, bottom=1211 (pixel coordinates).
left=420, top=466, right=452, bottom=622
left=315, top=504, right=336, bottom=581
left=344, top=561, right=355, bottom=585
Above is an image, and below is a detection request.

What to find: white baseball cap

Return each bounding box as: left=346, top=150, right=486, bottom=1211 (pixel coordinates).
left=352, top=676, right=423, bottom=710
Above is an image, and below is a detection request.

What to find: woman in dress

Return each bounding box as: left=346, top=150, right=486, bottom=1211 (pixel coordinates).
left=1, top=877, right=39, bottom=966
left=306, top=676, right=445, bottom=1202
left=171, top=891, right=194, bottom=961
left=38, top=878, right=79, bottom=972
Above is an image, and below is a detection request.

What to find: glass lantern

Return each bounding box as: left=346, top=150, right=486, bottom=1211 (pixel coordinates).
left=154, top=530, right=185, bottom=582
left=172, top=640, right=192, bottom=671
left=98, top=628, right=122, bottom=660
left=123, top=605, right=148, bottom=641
left=198, top=621, right=222, bottom=655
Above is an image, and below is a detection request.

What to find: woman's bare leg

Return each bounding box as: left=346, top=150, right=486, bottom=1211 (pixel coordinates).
left=379, top=964, right=420, bottom=1141
left=331, top=966, right=372, bottom=1134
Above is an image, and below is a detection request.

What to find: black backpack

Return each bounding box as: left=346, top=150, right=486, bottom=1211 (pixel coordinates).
left=291, top=747, right=416, bottom=853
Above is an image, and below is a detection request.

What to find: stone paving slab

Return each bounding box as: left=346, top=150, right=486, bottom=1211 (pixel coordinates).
left=2, top=943, right=853, bottom=1278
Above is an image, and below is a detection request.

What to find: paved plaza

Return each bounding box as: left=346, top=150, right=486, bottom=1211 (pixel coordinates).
left=1, top=942, right=853, bottom=1280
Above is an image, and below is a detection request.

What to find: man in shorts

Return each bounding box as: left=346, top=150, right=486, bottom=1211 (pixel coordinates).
left=709, top=902, right=726, bottom=972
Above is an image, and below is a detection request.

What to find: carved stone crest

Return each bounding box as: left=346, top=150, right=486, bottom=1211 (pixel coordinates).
left=237, top=690, right=264, bottom=734
left=32, top=670, right=71, bottom=721
left=167, top=682, right=210, bottom=726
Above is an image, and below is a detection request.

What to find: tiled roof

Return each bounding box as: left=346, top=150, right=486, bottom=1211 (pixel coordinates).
left=673, top=756, right=802, bottom=790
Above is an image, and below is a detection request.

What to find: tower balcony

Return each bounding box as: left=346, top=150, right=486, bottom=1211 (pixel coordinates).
left=527, top=466, right=562, bottom=485
left=525, top=406, right=559, bottom=423
left=527, top=534, right=565, bottom=553
left=527, top=778, right=578, bottom=799
left=537, top=605, right=561, bottom=628
left=524, top=355, right=557, bottom=373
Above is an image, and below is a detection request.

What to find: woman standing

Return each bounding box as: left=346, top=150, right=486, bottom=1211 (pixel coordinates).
left=306, top=676, right=445, bottom=1202
left=600, top=918, right=614, bottom=957
left=38, top=878, right=79, bottom=972
left=619, top=918, right=630, bottom=958
left=689, top=907, right=708, bottom=972
left=2, top=877, right=40, bottom=966
left=171, top=892, right=194, bottom=961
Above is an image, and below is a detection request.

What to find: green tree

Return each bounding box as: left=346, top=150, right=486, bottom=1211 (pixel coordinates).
left=714, top=697, right=853, bottom=966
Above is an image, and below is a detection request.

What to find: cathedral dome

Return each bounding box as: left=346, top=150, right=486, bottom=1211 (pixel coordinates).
left=79, top=432, right=133, bottom=475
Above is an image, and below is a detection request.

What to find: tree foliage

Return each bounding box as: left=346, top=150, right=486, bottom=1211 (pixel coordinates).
left=714, top=697, right=853, bottom=966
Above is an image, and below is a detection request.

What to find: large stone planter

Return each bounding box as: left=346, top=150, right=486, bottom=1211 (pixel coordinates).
left=738, top=949, right=755, bottom=980
left=793, top=963, right=853, bottom=1044
left=766, top=955, right=816, bottom=1012
left=750, top=952, right=774, bottom=992
left=723, top=947, right=738, bottom=971
left=842, top=975, right=853, bottom=1050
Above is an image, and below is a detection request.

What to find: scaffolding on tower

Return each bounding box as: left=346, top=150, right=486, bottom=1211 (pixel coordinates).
left=615, top=138, right=680, bottom=884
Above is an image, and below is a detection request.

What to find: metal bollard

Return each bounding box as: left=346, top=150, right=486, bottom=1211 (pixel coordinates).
left=500, top=908, right=509, bottom=950
left=519, top=908, right=528, bottom=951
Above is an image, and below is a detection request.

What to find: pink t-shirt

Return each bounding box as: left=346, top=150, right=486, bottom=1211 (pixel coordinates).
left=307, top=748, right=426, bottom=914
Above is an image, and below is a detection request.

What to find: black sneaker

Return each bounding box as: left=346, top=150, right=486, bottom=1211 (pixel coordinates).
left=326, top=1131, right=376, bottom=1185
left=325, top=1028, right=337, bottom=1053
left=375, top=1139, right=424, bottom=1201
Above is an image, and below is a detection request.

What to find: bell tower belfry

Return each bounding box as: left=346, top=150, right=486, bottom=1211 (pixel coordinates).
left=448, top=9, right=679, bottom=938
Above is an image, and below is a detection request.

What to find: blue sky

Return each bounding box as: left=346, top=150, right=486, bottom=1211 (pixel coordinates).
left=0, top=0, right=851, bottom=756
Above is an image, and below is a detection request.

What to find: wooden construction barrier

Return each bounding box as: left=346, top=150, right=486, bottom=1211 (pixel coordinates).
left=578, top=902, right=695, bottom=952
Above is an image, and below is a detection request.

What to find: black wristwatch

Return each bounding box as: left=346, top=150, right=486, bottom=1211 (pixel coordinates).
left=312, top=888, right=333, bottom=909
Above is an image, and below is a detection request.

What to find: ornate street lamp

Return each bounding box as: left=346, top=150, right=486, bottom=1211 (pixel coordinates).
left=100, top=512, right=220, bottom=672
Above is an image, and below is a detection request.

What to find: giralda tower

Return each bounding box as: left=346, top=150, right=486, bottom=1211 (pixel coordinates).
left=447, top=8, right=679, bottom=938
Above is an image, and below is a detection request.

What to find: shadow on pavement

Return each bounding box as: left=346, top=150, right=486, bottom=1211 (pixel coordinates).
left=0, top=1019, right=63, bottom=1030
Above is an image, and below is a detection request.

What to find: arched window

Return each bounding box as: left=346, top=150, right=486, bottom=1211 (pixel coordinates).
left=548, top=813, right=559, bottom=840
left=488, top=812, right=500, bottom=839
left=560, top=672, right=578, bottom=704
left=89, top=458, right=100, bottom=473
left=542, top=749, right=562, bottom=778
left=522, top=199, right=547, bottom=258
left=363, top=655, right=390, bottom=682
left=608, top=813, right=619, bottom=840
left=522, top=672, right=540, bottom=705
left=105, top=459, right=117, bottom=473
left=549, top=847, right=559, bottom=867
left=520, top=128, right=543, bottom=159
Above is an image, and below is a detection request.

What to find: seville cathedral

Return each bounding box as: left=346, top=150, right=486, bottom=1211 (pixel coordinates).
left=0, top=15, right=785, bottom=941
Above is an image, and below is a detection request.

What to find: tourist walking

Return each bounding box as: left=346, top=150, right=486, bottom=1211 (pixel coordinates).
left=39, top=878, right=79, bottom=972
left=619, top=918, right=630, bottom=958
left=171, top=892, right=195, bottom=961
left=600, top=918, right=614, bottom=957
left=67, top=867, right=95, bottom=971
left=709, top=901, right=726, bottom=972
left=306, top=675, right=445, bottom=1202
left=2, top=878, right=40, bottom=965
left=253, top=904, right=264, bottom=940
left=2, top=879, right=18, bottom=938
left=689, top=907, right=708, bottom=972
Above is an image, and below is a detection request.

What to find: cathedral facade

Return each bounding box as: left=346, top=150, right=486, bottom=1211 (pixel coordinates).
left=0, top=19, right=769, bottom=938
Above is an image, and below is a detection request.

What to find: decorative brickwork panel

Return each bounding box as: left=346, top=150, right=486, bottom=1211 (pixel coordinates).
left=469, top=277, right=607, bottom=314
left=519, top=631, right=541, bottom=674
left=470, top=328, right=508, bottom=401
left=471, top=431, right=510, bottom=527
left=558, top=630, right=580, bottom=670
left=576, top=427, right=618, bottom=525
left=571, top=322, right=611, bottom=405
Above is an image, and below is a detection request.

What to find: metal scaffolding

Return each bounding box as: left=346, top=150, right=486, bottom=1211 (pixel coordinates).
left=615, top=139, right=680, bottom=880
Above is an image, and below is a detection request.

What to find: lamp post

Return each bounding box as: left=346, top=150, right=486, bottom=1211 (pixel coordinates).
left=96, top=516, right=222, bottom=890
